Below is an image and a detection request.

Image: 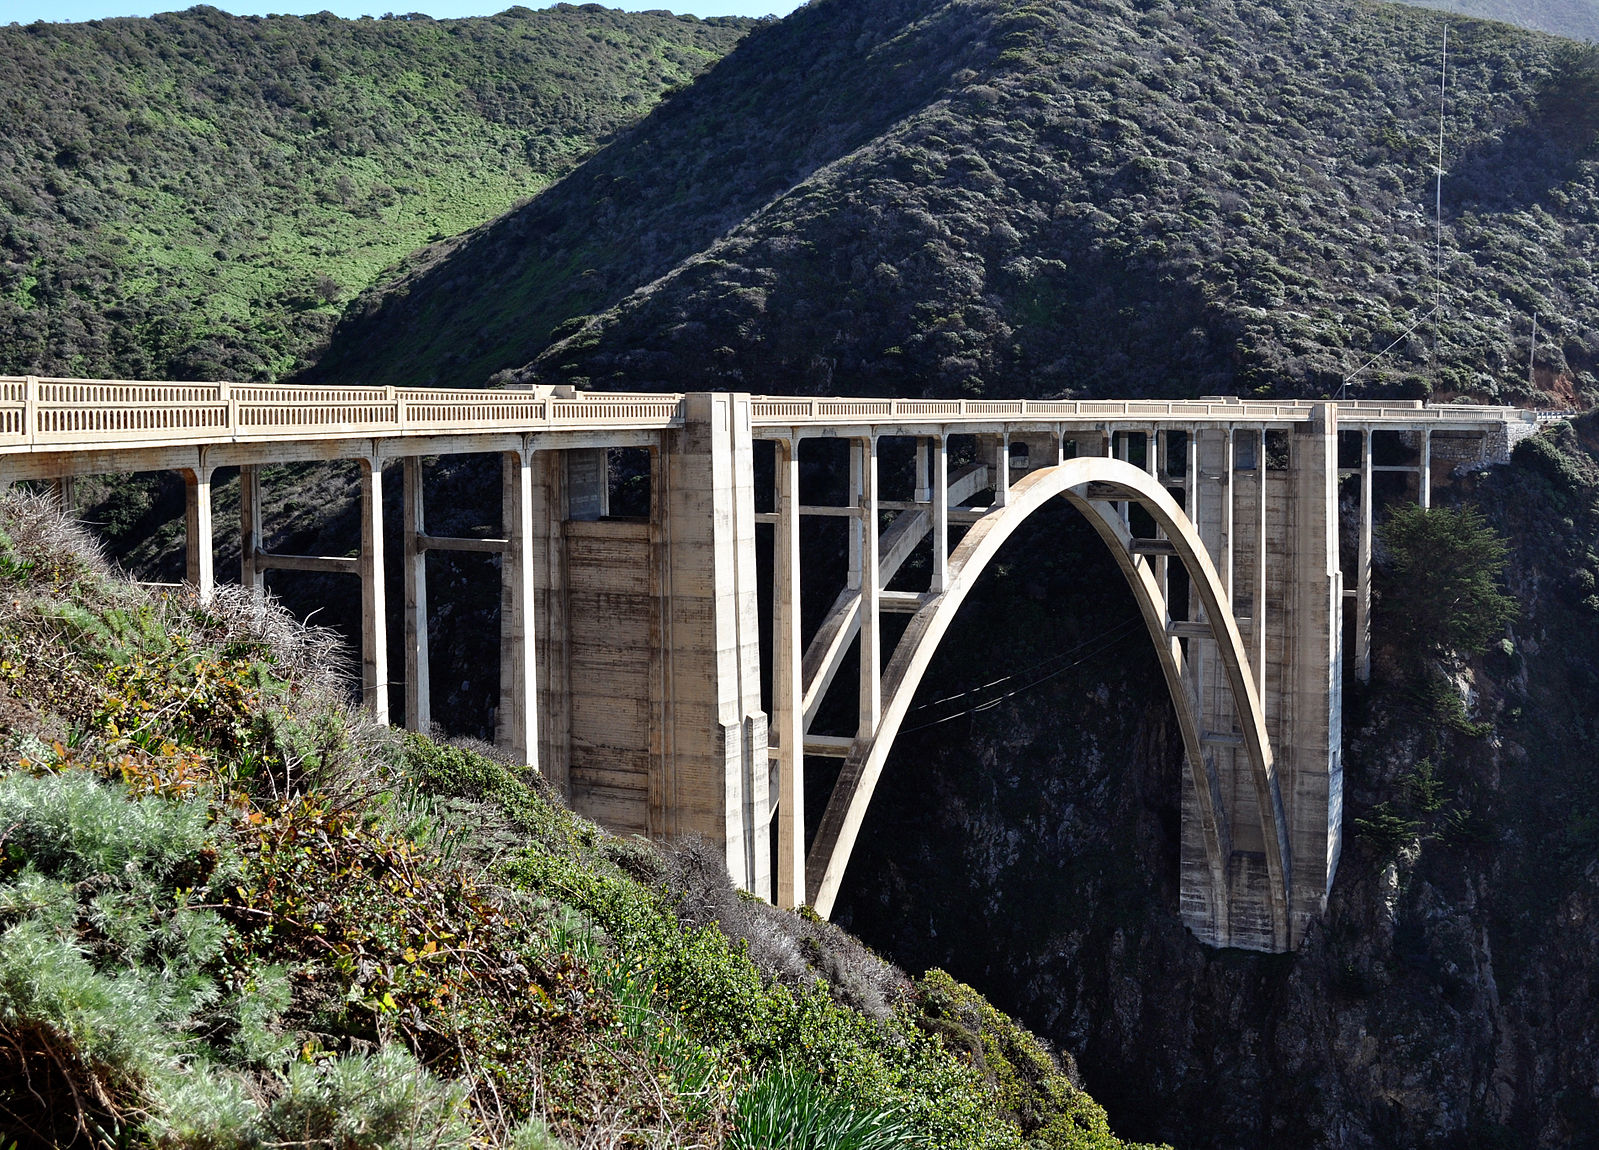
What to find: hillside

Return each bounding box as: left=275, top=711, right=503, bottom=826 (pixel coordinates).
left=309, top=0, right=1599, bottom=407
left=0, top=490, right=1159, bottom=1150
left=0, top=5, right=751, bottom=382
left=1399, top=0, right=1599, bottom=41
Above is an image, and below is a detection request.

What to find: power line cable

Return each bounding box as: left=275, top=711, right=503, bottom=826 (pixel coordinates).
left=1434, top=23, right=1449, bottom=369
left=911, top=616, right=1144, bottom=713
left=1337, top=304, right=1440, bottom=398
left=901, top=619, right=1146, bottom=734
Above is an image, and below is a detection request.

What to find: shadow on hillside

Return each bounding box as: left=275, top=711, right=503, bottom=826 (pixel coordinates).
left=302, top=0, right=1006, bottom=391
left=1446, top=115, right=1590, bottom=214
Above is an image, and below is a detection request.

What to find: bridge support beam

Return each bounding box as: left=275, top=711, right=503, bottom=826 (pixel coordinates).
left=931, top=436, right=948, bottom=592
left=498, top=447, right=538, bottom=768
left=181, top=464, right=213, bottom=603
left=1285, top=406, right=1342, bottom=938
left=855, top=436, right=881, bottom=737
left=239, top=460, right=390, bottom=723
left=358, top=457, right=389, bottom=725
left=240, top=464, right=264, bottom=597
left=1252, top=432, right=1267, bottom=697
left=773, top=437, right=805, bottom=908
left=47, top=475, right=75, bottom=513
left=1419, top=427, right=1433, bottom=509
left=402, top=456, right=430, bottom=734
left=1355, top=429, right=1373, bottom=683
left=661, top=394, right=769, bottom=898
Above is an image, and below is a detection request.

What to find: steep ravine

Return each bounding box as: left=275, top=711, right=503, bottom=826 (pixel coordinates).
left=71, top=427, right=1599, bottom=1149
left=832, top=426, right=1599, bottom=1150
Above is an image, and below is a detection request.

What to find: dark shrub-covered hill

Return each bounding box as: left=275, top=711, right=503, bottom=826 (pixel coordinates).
left=309, top=0, right=1599, bottom=408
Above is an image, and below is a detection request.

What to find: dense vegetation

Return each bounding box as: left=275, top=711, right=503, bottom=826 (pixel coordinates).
left=0, top=5, right=751, bottom=382
left=308, top=0, right=1599, bottom=407
left=0, top=490, right=1158, bottom=1149
left=1375, top=502, right=1518, bottom=660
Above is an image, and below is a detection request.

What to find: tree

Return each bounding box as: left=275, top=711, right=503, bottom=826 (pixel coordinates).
left=1376, top=504, right=1517, bottom=660
left=313, top=274, right=344, bottom=305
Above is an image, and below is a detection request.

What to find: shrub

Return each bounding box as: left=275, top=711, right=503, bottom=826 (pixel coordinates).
left=1376, top=505, right=1517, bottom=661
left=261, top=1047, right=473, bottom=1150
left=1512, top=433, right=1587, bottom=495
left=0, top=917, right=178, bottom=1145
left=0, top=769, right=245, bottom=1146
left=1540, top=42, right=1599, bottom=150
left=730, top=1063, right=925, bottom=1150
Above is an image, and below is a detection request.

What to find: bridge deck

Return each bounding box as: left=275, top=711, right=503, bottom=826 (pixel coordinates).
left=0, top=377, right=1545, bottom=466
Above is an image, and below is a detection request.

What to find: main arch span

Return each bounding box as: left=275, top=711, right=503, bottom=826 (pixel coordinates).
left=0, top=379, right=1543, bottom=951
left=800, top=456, right=1290, bottom=951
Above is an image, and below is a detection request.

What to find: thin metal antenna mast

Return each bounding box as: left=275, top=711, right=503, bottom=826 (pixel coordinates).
left=1530, top=312, right=1538, bottom=391
left=1336, top=21, right=1451, bottom=400
left=1434, top=25, right=1448, bottom=368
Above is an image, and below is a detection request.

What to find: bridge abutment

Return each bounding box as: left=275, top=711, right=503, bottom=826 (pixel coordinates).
left=476, top=399, right=771, bottom=896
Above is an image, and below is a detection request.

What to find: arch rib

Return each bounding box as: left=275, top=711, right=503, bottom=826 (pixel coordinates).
left=804, top=457, right=1291, bottom=950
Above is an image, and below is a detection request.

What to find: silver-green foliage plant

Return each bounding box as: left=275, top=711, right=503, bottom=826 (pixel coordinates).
left=0, top=769, right=482, bottom=1148
left=0, top=770, right=238, bottom=1142
left=258, top=1046, right=474, bottom=1150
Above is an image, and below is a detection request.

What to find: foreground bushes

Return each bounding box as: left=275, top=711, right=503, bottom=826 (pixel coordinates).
left=0, top=492, right=1155, bottom=1149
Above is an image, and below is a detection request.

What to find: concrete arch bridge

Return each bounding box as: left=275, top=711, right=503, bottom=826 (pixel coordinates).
left=0, top=378, right=1542, bottom=951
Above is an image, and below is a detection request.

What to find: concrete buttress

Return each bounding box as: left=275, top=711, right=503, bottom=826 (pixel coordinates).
left=659, top=394, right=770, bottom=898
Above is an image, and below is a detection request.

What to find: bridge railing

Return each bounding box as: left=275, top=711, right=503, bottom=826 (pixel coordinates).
left=0, top=376, right=1547, bottom=453
left=0, top=378, right=687, bottom=450
left=747, top=395, right=1542, bottom=426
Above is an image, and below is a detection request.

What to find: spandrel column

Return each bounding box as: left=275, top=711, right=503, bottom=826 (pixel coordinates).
left=499, top=445, right=538, bottom=769
left=402, top=456, right=431, bottom=734
left=358, top=456, right=389, bottom=725
left=773, top=436, right=804, bottom=908
left=182, top=464, right=214, bottom=603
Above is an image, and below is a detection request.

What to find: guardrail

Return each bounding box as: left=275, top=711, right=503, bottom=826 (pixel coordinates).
left=0, top=378, right=686, bottom=451
left=746, top=395, right=1543, bottom=425
left=0, top=376, right=1547, bottom=456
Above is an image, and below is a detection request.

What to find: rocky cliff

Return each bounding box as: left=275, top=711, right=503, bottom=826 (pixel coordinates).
left=832, top=423, right=1599, bottom=1149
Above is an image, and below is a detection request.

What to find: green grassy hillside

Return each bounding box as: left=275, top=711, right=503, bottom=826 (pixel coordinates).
left=0, top=5, right=751, bottom=382
left=0, top=490, right=1160, bottom=1149
left=308, top=0, right=1599, bottom=407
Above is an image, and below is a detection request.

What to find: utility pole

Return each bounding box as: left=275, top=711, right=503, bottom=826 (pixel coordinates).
left=1433, top=24, right=1448, bottom=371
left=1530, top=312, right=1538, bottom=391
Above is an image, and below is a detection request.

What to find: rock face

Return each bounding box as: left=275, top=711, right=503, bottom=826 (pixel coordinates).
left=831, top=430, right=1599, bottom=1149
